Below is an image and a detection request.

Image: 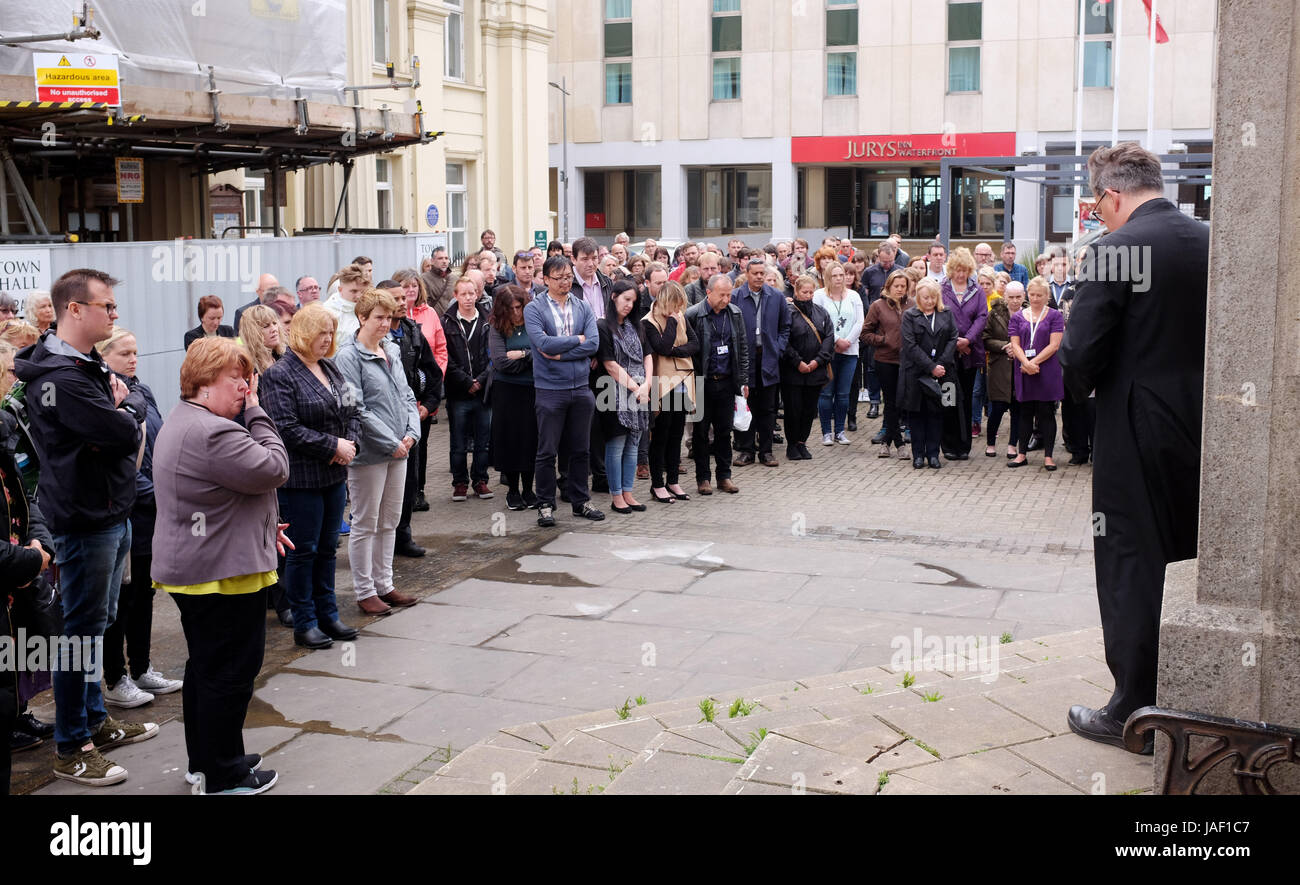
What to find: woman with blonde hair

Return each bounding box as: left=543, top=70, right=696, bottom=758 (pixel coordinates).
left=0, top=319, right=39, bottom=349
left=238, top=304, right=284, bottom=373
left=25, top=292, right=55, bottom=335
left=938, top=245, right=985, bottom=459
left=639, top=279, right=699, bottom=504
left=899, top=277, right=957, bottom=469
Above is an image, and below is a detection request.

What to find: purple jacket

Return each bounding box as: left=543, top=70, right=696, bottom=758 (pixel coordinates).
left=941, top=278, right=989, bottom=370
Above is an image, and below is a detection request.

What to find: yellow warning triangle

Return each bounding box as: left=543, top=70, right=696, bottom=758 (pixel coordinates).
left=57, top=55, right=71, bottom=66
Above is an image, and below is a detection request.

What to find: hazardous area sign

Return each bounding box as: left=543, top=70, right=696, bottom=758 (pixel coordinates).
left=33, top=52, right=121, bottom=105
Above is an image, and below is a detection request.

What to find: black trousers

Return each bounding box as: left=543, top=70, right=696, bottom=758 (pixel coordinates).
left=588, top=408, right=606, bottom=486
left=908, top=401, right=944, bottom=458
left=694, top=377, right=734, bottom=482
left=417, top=415, right=432, bottom=492
left=395, top=444, right=420, bottom=545
left=1017, top=400, right=1058, bottom=457
left=987, top=399, right=1021, bottom=447
left=781, top=381, right=821, bottom=446
left=735, top=381, right=778, bottom=455
left=940, top=365, right=975, bottom=455
left=1062, top=394, right=1096, bottom=457
left=103, top=551, right=154, bottom=687
left=172, top=588, right=266, bottom=792
left=649, top=404, right=687, bottom=488
left=874, top=360, right=903, bottom=447
left=0, top=711, right=12, bottom=795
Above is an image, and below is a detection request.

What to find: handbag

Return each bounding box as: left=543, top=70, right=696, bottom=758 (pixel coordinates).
left=11, top=572, right=63, bottom=640
left=919, top=375, right=943, bottom=404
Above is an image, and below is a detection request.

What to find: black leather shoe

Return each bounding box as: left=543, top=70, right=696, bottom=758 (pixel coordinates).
left=867, top=403, right=880, bottom=419
left=294, top=627, right=334, bottom=649
left=276, top=608, right=294, bottom=629
left=927, top=455, right=942, bottom=469
left=1067, top=705, right=1153, bottom=755
left=1069, top=453, right=1090, bottom=465
left=786, top=445, right=802, bottom=461
left=17, top=712, right=54, bottom=739
left=10, top=729, right=41, bottom=752
left=319, top=620, right=359, bottom=641
left=734, top=453, right=756, bottom=467
left=913, top=457, right=925, bottom=469
left=394, top=540, right=426, bottom=558
left=772, top=431, right=784, bottom=445
left=413, top=491, right=430, bottom=512
left=846, top=419, right=858, bottom=432
left=797, top=443, right=812, bottom=460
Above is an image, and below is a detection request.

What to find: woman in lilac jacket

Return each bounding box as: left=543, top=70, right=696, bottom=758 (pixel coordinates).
left=939, top=247, right=987, bottom=459
left=1007, top=277, right=1065, bottom=470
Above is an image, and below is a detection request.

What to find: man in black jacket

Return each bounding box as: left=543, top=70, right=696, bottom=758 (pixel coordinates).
left=14, top=268, right=158, bottom=786
left=382, top=282, right=444, bottom=556
left=1059, top=143, right=1210, bottom=753
left=442, top=278, right=493, bottom=502
left=685, top=274, right=750, bottom=495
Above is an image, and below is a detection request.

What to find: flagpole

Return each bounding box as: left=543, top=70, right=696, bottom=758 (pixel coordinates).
left=1111, top=0, right=1122, bottom=145
left=1146, top=0, right=1158, bottom=148
left=1074, top=0, right=1088, bottom=235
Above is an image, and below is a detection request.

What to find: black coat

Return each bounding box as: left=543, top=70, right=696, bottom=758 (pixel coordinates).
left=683, top=300, right=750, bottom=397
left=897, top=307, right=959, bottom=413
left=781, top=301, right=836, bottom=386
left=391, top=317, right=443, bottom=413
left=183, top=324, right=236, bottom=350
left=1059, top=198, right=1208, bottom=564
left=442, top=305, right=492, bottom=400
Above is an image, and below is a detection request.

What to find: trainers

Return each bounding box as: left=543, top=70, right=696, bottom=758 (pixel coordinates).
left=452, top=483, right=469, bottom=502
left=103, top=675, right=155, bottom=709
left=878, top=443, right=892, bottom=458
left=857, top=390, right=870, bottom=403
left=537, top=504, right=556, bottom=528
left=134, top=666, right=183, bottom=695
left=522, top=489, right=539, bottom=509
left=53, top=746, right=127, bottom=786
left=339, top=516, right=351, bottom=535
left=822, top=433, right=834, bottom=446
left=473, top=480, right=494, bottom=499
left=186, top=754, right=262, bottom=786
left=836, top=432, right=851, bottom=445
left=898, top=446, right=911, bottom=460
left=506, top=490, right=525, bottom=511
left=201, top=768, right=278, bottom=795
left=92, top=715, right=159, bottom=750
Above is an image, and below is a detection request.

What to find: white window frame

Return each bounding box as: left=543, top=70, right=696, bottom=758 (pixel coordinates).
left=242, top=173, right=271, bottom=238
left=604, top=0, right=632, bottom=105
left=446, top=162, right=468, bottom=264
left=1079, top=0, right=1114, bottom=89
left=376, top=157, right=393, bottom=229
left=445, top=0, right=465, bottom=82
left=946, top=0, right=982, bottom=94
left=372, top=0, right=389, bottom=68
left=711, top=0, right=742, bottom=102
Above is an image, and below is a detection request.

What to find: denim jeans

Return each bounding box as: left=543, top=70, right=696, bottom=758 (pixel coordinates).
left=604, top=429, right=641, bottom=495
left=448, top=396, right=491, bottom=485
left=277, top=482, right=346, bottom=632
left=971, top=367, right=988, bottom=423
left=818, top=353, right=859, bottom=435
left=52, top=522, right=131, bottom=754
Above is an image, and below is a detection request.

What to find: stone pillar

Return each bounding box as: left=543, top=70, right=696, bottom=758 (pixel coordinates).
left=660, top=160, right=685, bottom=242
left=1155, top=0, right=1300, bottom=792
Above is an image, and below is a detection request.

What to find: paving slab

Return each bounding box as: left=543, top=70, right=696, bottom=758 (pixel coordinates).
left=487, top=656, right=694, bottom=710
left=871, top=694, right=1052, bottom=758
left=684, top=568, right=810, bottom=602
left=579, top=716, right=667, bottom=752
left=796, top=666, right=895, bottom=690
left=282, top=635, right=538, bottom=695
left=676, top=632, right=856, bottom=680
left=618, top=562, right=708, bottom=593
left=265, top=732, right=432, bottom=795
left=1009, top=734, right=1155, bottom=794
left=603, top=749, right=744, bottom=794
left=810, top=687, right=928, bottom=721
left=538, top=709, right=634, bottom=740
left=540, top=729, right=640, bottom=771
left=506, top=758, right=615, bottom=795
left=366, top=602, right=525, bottom=646
left=772, top=713, right=917, bottom=761
left=788, top=577, right=1003, bottom=618
left=432, top=577, right=639, bottom=618
left=692, top=541, right=876, bottom=578
left=408, top=777, right=495, bottom=795
left=879, top=747, right=1082, bottom=795
left=721, top=779, right=811, bottom=795
left=434, top=743, right=542, bottom=784
left=715, top=707, right=832, bottom=746
left=995, top=588, right=1101, bottom=626
left=658, top=722, right=749, bottom=754
left=256, top=671, right=433, bottom=734
left=382, top=692, right=580, bottom=749
left=514, top=553, right=637, bottom=585
left=542, top=532, right=713, bottom=562
left=737, top=733, right=886, bottom=794
left=606, top=590, right=820, bottom=637
left=483, top=613, right=714, bottom=669
left=983, top=675, right=1113, bottom=736
left=483, top=731, right=555, bottom=752
left=500, top=721, right=556, bottom=747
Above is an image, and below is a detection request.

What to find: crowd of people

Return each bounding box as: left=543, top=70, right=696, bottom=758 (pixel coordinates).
left=0, top=221, right=1098, bottom=796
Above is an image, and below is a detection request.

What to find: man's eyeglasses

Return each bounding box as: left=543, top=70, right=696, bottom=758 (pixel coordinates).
left=299, top=285, right=321, bottom=292
left=1094, top=189, right=1111, bottom=220
left=74, top=300, right=118, bottom=315
left=548, top=273, right=574, bottom=282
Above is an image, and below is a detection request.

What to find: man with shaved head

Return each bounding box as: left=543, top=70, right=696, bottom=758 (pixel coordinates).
left=234, top=272, right=280, bottom=331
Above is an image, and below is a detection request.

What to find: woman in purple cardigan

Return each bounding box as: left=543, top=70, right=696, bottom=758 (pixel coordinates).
left=939, top=247, right=987, bottom=460
left=151, top=337, right=291, bottom=795
left=1007, top=277, right=1065, bottom=470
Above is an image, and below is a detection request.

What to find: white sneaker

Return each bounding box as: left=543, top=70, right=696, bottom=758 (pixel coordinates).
left=103, top=675, right=154, bottom=709
left=878, top=443, right=892, bottom=458
left=822, top=433, right=834, bottom=446
left=836, top=432, right=851, bottom=445
left=135, top=666, right=183, bottom=695
left=857, top=390, right=870, bottom=403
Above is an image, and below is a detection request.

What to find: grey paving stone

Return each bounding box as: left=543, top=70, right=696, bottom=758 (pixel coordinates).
left=265, top=732, right=433, bottom=795
left=540, top=729, right=640, bottom=771
left=621, top=562, right=707, bottom=593
left=603, top=749, right=744, bottom=794
left=606, top=590, right=820, bottom=637
left=995, top=588, right=1102, bottom=627
left=983, top=675, right=1114, bottom=736
left=773, top=713, right=916, bottom=761
left=750, top=684, right=862, bottom=712
left=666, top=670, right=782, bottom=702
left=796, top=666, right=894, bottom=690
left=684, top=569, right=810, bottom=602
left=537, top=709, right=630, bottom=739
left=738, top=733, right=886, bottom=794
left=658, top=722, right=748, bottom=754
left=501, top=721, right=560, bottom=747
left=811, top=688, right=928, bottom=721
left=715, top=707, right=832, bottom=746
left=515, top=553, right=636, bottom=585
left=676, top=633, right=856, bottom=680
left=283, top=635, right=538, bottom=695
left=256, top=672, right=434, bottom=734
left=793, top=607, right=915, bottom=645
left=1009, top=734, right=1155, bottom=794
left=893, top=555, right=1068, bottom=593
left=542, top=532, right=713, bottom=562
left=580, top=716, right=667, bottom=752
left=483, top=613, right=714, bottom=669
left=408, top=776, right=495, bottom=795
left=489, top=656, right=695, bottom=710
left=432, top=577, right=639, bottom=618
left=506, top=759, right=614, bottom=795
left=434, top=743, right=542, bottom=784
left=692, top=541, right=877, bottom=578
left=721, top=779, right=810, bottom=795
left=871, top=694, right=1053, bottom=758
left=788, top=577, right=1003, bottom=619
left=366, top=602, right=525, bottom=646
left=879, top=747, right=1082, bottom=795
left=382, top=692, right=580, bottom=749
left=484, top=731, right=554, bottom=752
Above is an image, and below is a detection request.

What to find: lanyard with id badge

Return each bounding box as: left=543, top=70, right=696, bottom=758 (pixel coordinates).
left=1023, top=308, right=1044, bottom=359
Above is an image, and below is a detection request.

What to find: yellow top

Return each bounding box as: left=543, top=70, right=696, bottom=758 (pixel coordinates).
left=155, top=570, right=279, bottom=596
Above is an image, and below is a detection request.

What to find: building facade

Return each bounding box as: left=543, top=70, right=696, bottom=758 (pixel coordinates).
left=547, top=0, right=1217, bottom=249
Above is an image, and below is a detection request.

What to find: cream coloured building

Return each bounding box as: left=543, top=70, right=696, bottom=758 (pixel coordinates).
left=548, top=0, right=1217, bottom=249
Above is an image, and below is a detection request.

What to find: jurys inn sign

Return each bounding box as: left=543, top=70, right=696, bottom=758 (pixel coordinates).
left=792, top=132, right=1017, bottom=164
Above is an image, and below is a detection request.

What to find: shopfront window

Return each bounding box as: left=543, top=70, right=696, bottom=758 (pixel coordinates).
left=687, top=166, right=772, bottom=236
left=955, top=174, right=1005, bottom=236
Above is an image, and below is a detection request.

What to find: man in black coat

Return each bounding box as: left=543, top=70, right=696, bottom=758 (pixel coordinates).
left=1058, top=143, right=1210, bottom=753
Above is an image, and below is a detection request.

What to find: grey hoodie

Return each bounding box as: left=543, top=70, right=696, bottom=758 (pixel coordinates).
left=333, top=335, right=421, bottom=466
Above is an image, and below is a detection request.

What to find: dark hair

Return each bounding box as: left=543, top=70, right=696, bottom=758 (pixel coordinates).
left=542, top=255, right=572, bottom=280
left=606, top=279, right=639, bottom=322
left=546, top=240, right=564, bottom=256
left=513, top=251, right=534, bottom=266
left=489, top=284, right=531, bottom=335
left=572, top=236, right=599, bottom=258
left=269, top=300, right=296, bottom=320
left=376, top=279, right=402, bottom=289
left=1088, top=141, right=1165, bottom=196
left=52, top=268, right=120, bottom=318
left=481, top=229, right=496, bottom=239
left=746, top=257, right=766, bottom=271
left=351, top=255, right=373, bottom=266
left=197, top=294, right=224, bottom=320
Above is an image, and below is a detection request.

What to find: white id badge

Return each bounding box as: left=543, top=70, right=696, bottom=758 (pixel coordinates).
left=1024, top=348, right=1037, bottom=358
left=717, top=344, right=729, bottom=355
left=930, top=349, right=936, bottom=358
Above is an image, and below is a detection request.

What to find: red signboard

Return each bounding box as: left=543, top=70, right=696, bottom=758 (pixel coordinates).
left=585, top=212, right=607, bottom=229
left=792, top=132, right=1017, bottom=164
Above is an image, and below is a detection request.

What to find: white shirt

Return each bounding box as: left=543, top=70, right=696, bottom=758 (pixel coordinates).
left=813, top=288, right=865, bottom=357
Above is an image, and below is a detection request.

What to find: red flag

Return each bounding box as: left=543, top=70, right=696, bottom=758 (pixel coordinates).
left=1098, top=0, right=1169, bottom=44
